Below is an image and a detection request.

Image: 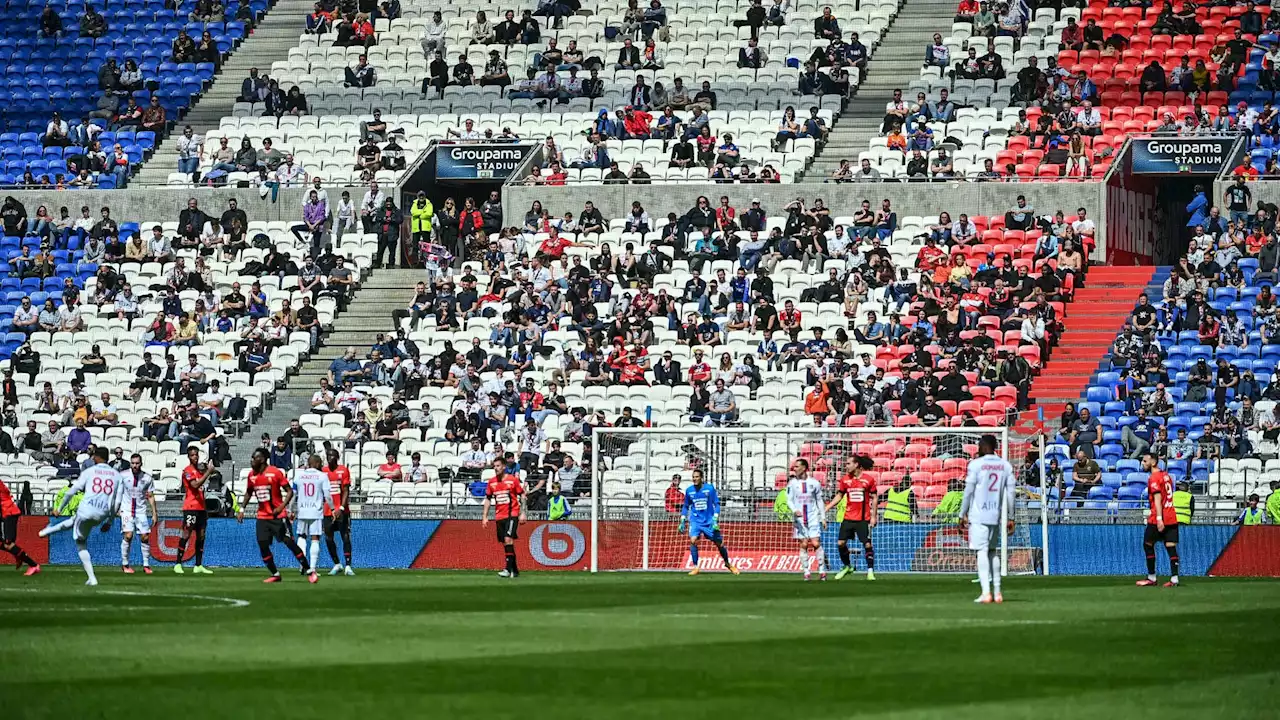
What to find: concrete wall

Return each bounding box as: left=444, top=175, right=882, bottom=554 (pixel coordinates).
left=0, top=186, right=365, bottom=225
left=1214, top=178, right=1280, bottom=211
left=501, top=181, right=1110, bottom=258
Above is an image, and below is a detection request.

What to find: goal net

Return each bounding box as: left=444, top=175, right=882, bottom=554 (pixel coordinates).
left=588, top=427, right=1043, bottom=574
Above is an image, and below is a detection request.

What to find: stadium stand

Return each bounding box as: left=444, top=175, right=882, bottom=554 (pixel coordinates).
left=0, top=0, right=266, bottom=188
left=856, top=1, right=1280, bottom=181
left=1068, top=231, right=1280, bottom=505
left=174, top=0, right=905, bottom=187
left=267, top=188, right=1095, bottom=507
left=0, top=191, right=380, bottom=504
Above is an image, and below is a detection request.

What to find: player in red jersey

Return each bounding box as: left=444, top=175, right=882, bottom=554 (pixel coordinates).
left=481, top=456, right=526, bottom=578
left=825, top=455, right=878, bottom=581
left=238, top=447, right=315, bottom=583
left=322, top=447, right=354, bottom=576
left=1137, top=452, right=1180, bottom=588
left=174, top=446, right=213, bottom=574
left=0, top=477, right=40, bottom=575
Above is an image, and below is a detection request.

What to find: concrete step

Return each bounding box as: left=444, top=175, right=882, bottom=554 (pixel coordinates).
left=134, top=0, right=317, bottom=185
left=800, top=0, right=961, bottom=180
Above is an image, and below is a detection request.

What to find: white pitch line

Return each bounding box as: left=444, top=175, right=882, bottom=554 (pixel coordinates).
left=548, top=610, right=1058, bottom=625
left=0, top=587, right=250, bottom=611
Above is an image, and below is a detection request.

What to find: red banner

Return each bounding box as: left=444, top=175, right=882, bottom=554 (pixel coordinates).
left=1208, top=526, right=1280, bottom=577
left=16, top=516, right=49, bottom=564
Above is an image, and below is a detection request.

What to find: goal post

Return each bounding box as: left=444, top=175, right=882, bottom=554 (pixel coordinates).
left=588, top=426, right=1046, bottom=574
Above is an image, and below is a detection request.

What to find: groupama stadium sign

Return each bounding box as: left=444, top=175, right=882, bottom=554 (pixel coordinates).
left=1130, top=137, right=1235, bottom=175
left=436, top=143, right=535, bottom=180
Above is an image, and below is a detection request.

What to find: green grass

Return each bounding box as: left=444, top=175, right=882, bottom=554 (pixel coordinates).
left=2, top=570, right=1279, bottom=719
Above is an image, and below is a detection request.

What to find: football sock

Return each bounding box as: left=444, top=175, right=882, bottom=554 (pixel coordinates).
left=1144, top=543, right=1156, bottom=579
left=816, top=547, right=827, bottom=573
left=838, top=543, right=851, bottom=568
left=799, top=547, right=810, bottom=573
left=175, top=534, right=189, bottom=566
left=295, top=535, right=308, bottom=558
left=78, top=544, right=96, bottom=584
left=503, top=545, right=517, bottom=573
left=341, top=530, right=352, bottom=565
left=194, top=532, right=205, bottom=566
left=14, top=547, right=35, bottom=568
left=864, top=543, right=875, bottom=570
left=258, top=539, right=277, bottom=574
left=1167, top=547, right=1179, bottom=581
left=325, top=534, right=340, bottom=564
left=45, top=517, right=75, bottom=535
left=140, top=538, right=151, bottom=568
left=5, top=544, right=35, bottom=567
left=309, top=538, right=320, bottom=571
left=715, top=541, right=730, bottom=565
left=989, top=550, right=1002, bottom=594
left=689, top=543, right=699, bottom=565
left=976, top=551, right=991, bottom=596
left=120, top=537, right=130, bottom=566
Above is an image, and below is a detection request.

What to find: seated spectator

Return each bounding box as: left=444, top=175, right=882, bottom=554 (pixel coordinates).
left=344, top=55, right=377, bottom=88
left=738, top=37, right=766, bottom=69
left=924, top=33, right=950, bottom=68
left=420, top=11, right=447, bottom=56
left=306, top=2, right=332, bottom=34
left=469, top=10, right=494, bottom=44
left=955, top=0, right=978, bottom=21
left=814, top=6, right=840, bottom=40
left=80, top=6, right=107, bottom=38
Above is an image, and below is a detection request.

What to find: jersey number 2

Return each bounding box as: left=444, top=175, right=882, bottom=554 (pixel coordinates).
left=987, top=473, right=1001, bottom=492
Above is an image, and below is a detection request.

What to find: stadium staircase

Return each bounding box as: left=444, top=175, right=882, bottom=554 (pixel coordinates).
left=133, top=0, right=314, bottom=184
left=804, top=0, right=957, bottom=180
left=1022, top=265, right=1162, bottom=428
left=224, top=268, right=421, bottom=464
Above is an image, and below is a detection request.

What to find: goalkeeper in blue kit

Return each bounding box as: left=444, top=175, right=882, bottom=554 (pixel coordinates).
left=679, top=469, right=741, bottom=576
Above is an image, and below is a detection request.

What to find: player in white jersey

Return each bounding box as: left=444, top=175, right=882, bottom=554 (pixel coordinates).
left=118, top=453, right=157, bottom=575
left=785, top=458, right=827, bottom=581
left=38, top=447, right=125, bottom=585
left=959, top=435, right=1016, bottom=604
left=291, top=455, right=334, bottom=576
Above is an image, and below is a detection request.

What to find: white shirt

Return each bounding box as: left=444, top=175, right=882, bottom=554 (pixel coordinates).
left=14, top=305, right=37, bottom=325
left=183, top=363, right=206, bottom=381
left=1072, top=218, right=1096, bottom=237
left=785, top=475, right=824, bottom=516
left=311, top=390, right=333, bottom=411
left=519, top=427, right=545, bottom=454
left=1020, top=316, right=1045, bottom=342
left=200, top=390, right=224, bottom=408
left=119, top=468, right=154, bottom=515
left=461, top=448, right=492, bottom=467
left=292, top=468, right=332, bottom=520
left=960, top=454, right=1014, bottom=526
left=67, top=463, right=125, bottom=518
left=361, top=188, right=386, bottom=214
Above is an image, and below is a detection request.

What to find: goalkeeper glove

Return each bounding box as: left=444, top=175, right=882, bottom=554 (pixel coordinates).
left=677, top=517, right=686, bottom=533
left=711, top=515, right=719, bottom=531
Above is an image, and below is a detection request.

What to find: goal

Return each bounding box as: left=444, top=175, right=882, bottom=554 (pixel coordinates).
left=587, top=427, right=1046, bottom=574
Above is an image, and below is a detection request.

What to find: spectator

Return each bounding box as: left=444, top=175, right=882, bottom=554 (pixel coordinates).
left=814, top=6, right=840, bottom=40
left=80, top=6, right=107, bottom=38
left=344, top=54, right=377, bottom=88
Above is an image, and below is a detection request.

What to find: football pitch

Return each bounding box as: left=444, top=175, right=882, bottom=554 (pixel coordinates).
left=2, top=570, right=1278, bottom=719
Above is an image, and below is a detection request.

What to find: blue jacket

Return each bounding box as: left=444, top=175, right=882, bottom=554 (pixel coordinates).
left=1186, top=192, right=1209, bottom=228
